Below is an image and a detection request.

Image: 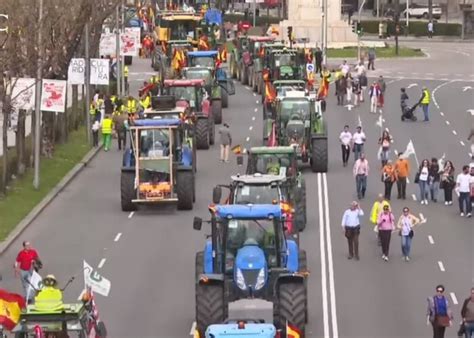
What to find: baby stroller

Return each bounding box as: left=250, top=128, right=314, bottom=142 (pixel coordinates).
left=401, top=102, right=419, bottom=121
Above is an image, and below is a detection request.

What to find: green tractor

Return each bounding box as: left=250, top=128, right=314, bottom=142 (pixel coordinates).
left=263, top=79, right=307, bottom=119
left=228, top=35, right=250, bottom=81
left=240, top=36, right=276, bottom=93
left=266, top=48, right=306, bottom=83
left=263, top=93, right=328, bottom=172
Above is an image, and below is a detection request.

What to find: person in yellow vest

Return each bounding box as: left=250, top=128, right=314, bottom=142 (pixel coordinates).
left=124, top=65, right=129, bottom=95
left=370, top=194, right=391, bottom=246
left=126, top=95, right=138, bottom=114
left=101, top=114, right=114, bottom=151
left=89, top=101, right=99, bottom=122
left=140, top=93, right=151, bottom=110
left=34, top=275, right=64, bottom=312
left=419, top=86, right=430, bottom=122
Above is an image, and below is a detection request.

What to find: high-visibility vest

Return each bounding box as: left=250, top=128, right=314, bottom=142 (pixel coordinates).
left=127, top=99, right=137, bottom=113
left=421, top=89, right=430, bottom=104
left=124, top=66, right=129, bottom=77
left=140, top=96, right=151, bottom=109
left=34, top=287, right=64, bottom=312
left=111, top=95, right=117, bottom=104
left=89, top=103, right=96, bottom=115
left=102, top=118, right=113, bottom=134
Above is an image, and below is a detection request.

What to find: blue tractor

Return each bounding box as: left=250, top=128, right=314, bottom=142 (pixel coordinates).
left=204, top=320, right=277, bottom=338
left=193, top=204, right=308, bottom=337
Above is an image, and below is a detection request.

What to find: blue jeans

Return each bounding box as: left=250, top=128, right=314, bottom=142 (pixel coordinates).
left=421, top=104, right=429, bottom=121
left=465, top=321, right=474, bottom=338
left=353, top=143, right=364, bottom=161
left=430, top=181, right=439, bottom=201
left=419, top=180, right=429, bottom=200
left=356, top=174, right=367, bottom=199
left=20, top=269, right=32, bottom=301
left=401, top=235, right=412, bottom=257
left=459, top=192, right=472, bottom=214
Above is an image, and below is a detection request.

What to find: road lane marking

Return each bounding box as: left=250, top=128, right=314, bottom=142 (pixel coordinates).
left=253, top=93, right=257, bottom=97
left=450, top=292, right=459, bottom=305
left=445, top=120, right=450, bottom=125
left=249, top=126, right=253, bottom=131
left=460, top=141, right=465, bottom=146
left=246, top=86, right=251, bottom=90
left=98, top=258, right=106, bottom=269
left=428, top=235, right=435, bottom=244
left=246, top=136, right=250, bottom=142
left=317, top=173, right=330, bottom=337
left=453, top=130, right=457, bottom=135
left=432, top=80, right=457, bottom=111
left=114, top=233, right=122, bottom=242
left=438, top=261, right=446, bottom=272
left=440, top=112, right=444, bottom=116
left=189, top=321, right=196, bottom=335
left=254, top=108, right=258, bottom=113
left=256, top=100, right=259, bottom=104
left=128, top=212, right=135, bottom=219
left=323, top=173, right=339, bottom=338
left=252, top=116, right=256, bottom=121
left=407, top=177, right=410, bottom=184
left=419, top=213, right=425, bottom=221
left=412, top=194, right=417, bottom=201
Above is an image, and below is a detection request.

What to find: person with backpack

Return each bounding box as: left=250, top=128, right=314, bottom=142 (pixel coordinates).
left=427, top=285, right=453, bottom=338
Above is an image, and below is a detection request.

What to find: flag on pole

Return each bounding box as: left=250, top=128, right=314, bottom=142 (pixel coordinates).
left=0, top=289, right=26, bottom=330
left=231, top=144, right=242, bottom=154
left=286, top=321, right=301, bottom=338
left=402, top=140, right=416, bottom=158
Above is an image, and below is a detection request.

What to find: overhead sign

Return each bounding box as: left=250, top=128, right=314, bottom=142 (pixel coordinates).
left=11, top=78, right=36, bottom=110
left=83, top=260, right=111, bottom=297
left=68, top=58, right=85, bottom=85
left=99, top=33, right=117, bottom=57
left=40, top=79, right=67, bottom=113
left=90, top=59, right=110, bottom=85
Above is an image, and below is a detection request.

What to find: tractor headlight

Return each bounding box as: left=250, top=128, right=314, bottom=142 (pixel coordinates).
left=236, top=268, right=246, bottom=290
left=255, top=268, right=266, bottom=290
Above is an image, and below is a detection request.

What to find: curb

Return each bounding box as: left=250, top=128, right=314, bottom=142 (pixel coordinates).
left=0, top=145, right=103, bottom=255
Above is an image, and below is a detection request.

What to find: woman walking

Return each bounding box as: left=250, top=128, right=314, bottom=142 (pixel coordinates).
left=426, top=285, right=453, bottom=338
left=440, top=160, right=455, bottom=205
left=397, top=207, right=420, bottom=261
left=417, top=159, right=431, bottom=205
left=429, top=157, right=441, bottom=202
left=382, top=160, right=397, bottom=200
left=378, top=130, right=393, bottom=166
left=377, top=204, right=395, bottom=261
left=346, top=73, right=353, bottom=104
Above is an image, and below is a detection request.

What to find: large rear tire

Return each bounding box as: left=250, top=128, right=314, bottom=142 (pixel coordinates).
left=276, top=281, right=307, bottom=336
left=310, top=138, right=328, bottom=173
left=177, top=170, right=194, bottom=210
left=196, top=283, right=226, bottom=337
left=195, top=118, right=210, bottom=150
left=248, top=66, right=254, bottom=88
left=222, top=89, right=229, bottom=108
left=212, top=100, right=222, bottom=125
left=241, top=66, right=248, bottom=85
left=294, top=178, right=307, bottom=232
left=298, top=250, right=309, bottom=323
left=96, top=321, right=107, bottom=338
left=121, top=171, right=137, bottom=212
left=195, top=251, right=204, bottom=282
left=209, top=113, right=215, bottom=145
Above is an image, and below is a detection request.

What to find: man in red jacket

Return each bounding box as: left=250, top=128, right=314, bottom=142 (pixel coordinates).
left=14, top=241, right=41, bottom=302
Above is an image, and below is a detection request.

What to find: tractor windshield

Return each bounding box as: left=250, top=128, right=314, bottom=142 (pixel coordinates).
left=274, top=53, right=296, bottom=67
left=234, top=184, right=281, bottom=205
left=249, top=154, right=293, bottom=177
left=279, top=100, right=310, bottom=125
left=139, top=129, right=170, bottom=158
left=190, top=56, right=215, bottom=68
left=184, top=69, right=213, bottom=86
left=167, top=86, right=197, bottom=103
left=168, top=20, right=198, bottom=40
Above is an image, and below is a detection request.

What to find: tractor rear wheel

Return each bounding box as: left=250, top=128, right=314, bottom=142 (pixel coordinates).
left=195, top=118, right=210, bottom=150
left=96, top=321, right=107, bottom=337
left=177, top=170, right=194, bottom=210
left=212, top=100, right=222, bottom=125
left=209, top=113, right=215, bottom=145
left=294, top=178, right=307, bottom=232
left=310, top=138, right=328, bottom=173
left=241, top=66, right=248, bottom=85
left=276, top=281, right=307, bottom=335
left=196, top=283, right=226, bottom=337
left=121, top=171, right=137, bottom=212
left=222, top=89, right=229, bottom=108
left=248, top=66, right=254, bottom=88
left=298, top=250, right=309, bottom=324
left=195, top=251, right=204, bottom=282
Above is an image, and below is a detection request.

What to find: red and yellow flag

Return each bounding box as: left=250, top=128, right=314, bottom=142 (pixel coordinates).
left=0, top=289, right=26, bottom=331
left=264, top=82, right=277, bottom=103
left=286, top=322, right=302, bottom=338
left=317, top=71, right=330, bottom=99
left=231, top=144, right=242, bottom=154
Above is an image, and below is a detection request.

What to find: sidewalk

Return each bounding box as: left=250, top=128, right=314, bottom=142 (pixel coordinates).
left=362, top=34, right=473, bottom=43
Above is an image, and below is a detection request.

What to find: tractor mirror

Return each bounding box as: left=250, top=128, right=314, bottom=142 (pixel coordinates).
left=236, top=155, right=244, bottom=166
left=193, top=217, right=203, bottom=231
left=212, top=186, right=222, bottom=204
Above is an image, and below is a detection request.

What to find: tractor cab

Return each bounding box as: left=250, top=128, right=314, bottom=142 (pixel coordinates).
left=267, top=49, right=304, bottom=82
left=155, top=12, right=204, bottom=43
left=273, top=80, right=307, bottom=99
left=193, top=204, right=307, bottom=337
left=187, top=50, right=219, bottom=69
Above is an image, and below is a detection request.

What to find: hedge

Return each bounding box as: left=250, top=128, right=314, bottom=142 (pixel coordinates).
left=360, top=20, right=462, bottom=36
left=223, top=13, right=281, bottom=26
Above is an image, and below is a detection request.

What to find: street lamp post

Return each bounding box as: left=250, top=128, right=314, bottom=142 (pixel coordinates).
left=357, top=0, right=366, bottom=62
left=85, top=22, right=91, bottom=145
left=115, top=5, right=121, bottom=97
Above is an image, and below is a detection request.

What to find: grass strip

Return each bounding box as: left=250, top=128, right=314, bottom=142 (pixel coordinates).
left=327, top=46, right=424, bottom=58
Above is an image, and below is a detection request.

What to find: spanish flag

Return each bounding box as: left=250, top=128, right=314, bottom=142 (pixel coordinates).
left=286, top=322, right=302, bottom=338
left=317, top=71, right=330, bottom=99
left=264, top=82, right=277, bottom=104
left=231, top=144, right=242, bottom=154
left=0, top=289, right=26, bottom=330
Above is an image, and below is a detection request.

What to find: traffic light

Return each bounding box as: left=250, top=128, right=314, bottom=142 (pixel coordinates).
left=287, top=26, right=293, bottom=41
left=352, top=22, right=363, bottom=36
left=352, top=22, right=357, bottom=34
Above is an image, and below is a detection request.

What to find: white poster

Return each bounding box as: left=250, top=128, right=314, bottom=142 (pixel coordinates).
left=26, top=271, right=43, bottom=301
left=11, top=77, right=36, bottom=110
left=125, top=27, right=142, bottom=48
left=120, top=29, right=140, bottom=56
left=40, top=79, right=67, bottom=113
left=83, top=260, right=111, bottom=297
left=68, top=58, right=85, bottom=85
left=99, top=33, right=117, bottom=57
left=90, top=59, right=110, bottom=85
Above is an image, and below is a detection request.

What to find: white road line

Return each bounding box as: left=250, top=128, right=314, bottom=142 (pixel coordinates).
left=249, top=126, right=253, bottom=131
left=445, top=120, right=450, bottom=125
left=317, top=173, right=330, bottom=337
left=254, top=108, right=258, bottom=113
left=98, top=258, right=106, bottom=269
left=453, top=130, right=457, bottom=135
left=450, top=292, right=459, bottom=305
left=189, top=321, right=196, bottom=336
left=412, top=194, right=417, bottom=201
left=256, top=100, right=259, bottom=104
left=323, top=173, right=339, bottom=338
left=394, top=149, right=399, bottom=156
left=246, top=86, right=251, bottom=90
left=128, top=211, right=135, bottom=219
left=246, top=136, right=250, bottom=142
left=252, top=116, right=256, bottom=121
left=428, top=235, right=435, bottom=244
left=253, top=93, right=257, bottom=97
left=460, top=141, right=465, bottom=146
left=419, top=213, right=425, bottom=221
left=407, top=177, right=410, bottom=184
left=438, top=261, right=446, bottom=272
left=114, top=233, right=122, bottom=242
left=432, top=80, right=457, bottom=112
left=440, top=112, right=444, bottom=116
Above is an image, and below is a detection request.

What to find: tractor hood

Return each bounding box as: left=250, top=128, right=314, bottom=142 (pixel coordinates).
left=286, top=120, right=305, bottom=141
left=234, top=243, right=268, bottom=292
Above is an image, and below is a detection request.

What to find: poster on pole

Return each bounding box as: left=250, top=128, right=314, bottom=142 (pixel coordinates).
left=125, top=27, right=141, bottom=48
left=68, top=58, right=85, bottom=85
left=90, top=59, right=110, bottom=85
left=99, top=33, right=117, bottom=57
left=120, top=28, right=140, bottom=56
left=40, top=79, right=67, bottom=113
left=11, top=77, right=36, bottom=110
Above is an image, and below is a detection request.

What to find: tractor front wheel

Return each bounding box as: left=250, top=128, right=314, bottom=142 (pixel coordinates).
left=294, top=178, right=307, bottom=232
left=310, top=138, right=328, bottom=173
left=195, top=118, right=210, bottom=150
left=212, top=100, right=223, bottom=125
left=276, top=281, right=307, bottom=336
left=222, top=89, right=229, bottom=108
left=120, top=171, right=137, bottom=212
left=196, top=283, right=226, bottom=337
left=177, top=170, right=194, bottom=210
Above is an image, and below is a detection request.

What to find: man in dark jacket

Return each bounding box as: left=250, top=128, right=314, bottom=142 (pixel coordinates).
left=336, top=75, right=346, bottom=106
left=461, top=288, right=474, bottom=338
left=315, top=47, right=323, bottom=74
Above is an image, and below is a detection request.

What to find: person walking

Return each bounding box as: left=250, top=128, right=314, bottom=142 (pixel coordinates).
left=461, top=288, right=474, bottom=338
left=353, top=153, right=369, bottom=199
left=428, top=20, right=434, bottom=38
left=397, top=207, right=420, bottom=261
left=101, top=114, right=113, bottom=152
left=341, top=201, right=364, bottom=260
left=92, top=120, right=100, bottom=147
left=315, top=47, right=323, bottom=74
left=340, top=60, right=350, bottom=77
left=112, top=105, right=127, bottom=151
left=382, top=160, right=397, bottom=200
left=440, top=160, right=455, bottom=205
left=339, top=125, right=352, bottom=167
left=429, top=157, right=441, bottom=202
left=419, top=86, right=431, bottom=122
left=359, top=72, right=368, bottom=102
left=14, top=241, right=41, bottom=303
left=335, top=74, right=346, bottom=106
left=368, top=48, right=376, bottom=70
left=346, top=73, right=353, bottom=104
left=378, top=75, right=386, bottom=108
left=416, top=159, right=431, bottom=205
left=377, top=204, right=395, bottom=261
left=378, top=130, right=392, bottom=166
left=456, top=165, right=472, bottom=217
left=352, top=78, right=362, bottom=106
left=352, top=126, right=366, bottom=161
left=219, top=123, right=232, bottom=163
left=395, top=152, right=410, bottom=199
left=369, top=81, right=382, bottom=114
left=370, top=194, right=390, bottom=245
left=427, top=285, right=453, bottom=338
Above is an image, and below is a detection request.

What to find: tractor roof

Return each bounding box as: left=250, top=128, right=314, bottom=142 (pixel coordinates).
left=206, top=323, right=276, bottom=337
left=168, top=40, right=192, bottom=45
left=133, top=119, right=182, bottom=127
left=271, top=48, right=298, bottom=54
left=280, top=95, right=311, bottom=102
left=249, top=146, right=296, bottom=155
left=248, top=36, right=275, bottom=42
left=164, top=79, right=205, bottom=87
left=211, top=204, right=282, bottom=220
left=187, top=50, right=218, bottom=57
left=231, top=173, right=286, bottom=184
left=273, top=80, right=306, bottom=85
left=161, top=13, right=203, bottom=21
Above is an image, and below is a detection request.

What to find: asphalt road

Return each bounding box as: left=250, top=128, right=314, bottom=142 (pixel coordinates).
left=0, top=44, right=472, bottom=338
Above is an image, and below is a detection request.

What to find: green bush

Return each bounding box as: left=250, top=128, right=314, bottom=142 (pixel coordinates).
left=360, top=20, right=462, bottom=36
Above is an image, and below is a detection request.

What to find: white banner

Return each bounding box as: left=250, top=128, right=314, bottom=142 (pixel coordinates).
left=68, top=58, right=85, bottom=85
left=90, top=59, right=110, bottom=85
left=11, top=78, right=36, bottom=110
left=26, top=271, right=43, bottom=301
left=99, top=33, right=117, bottom=57
left=121, top=29, right=140, bottom=56
left=83, top=260, right=111, bottom=297
left=40, top=79, right=67, bottom=113
left=125, top=27, right=142, bottom=48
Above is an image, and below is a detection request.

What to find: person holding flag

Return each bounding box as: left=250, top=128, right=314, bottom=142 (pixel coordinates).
left=317, top=67, right=331, bottom=100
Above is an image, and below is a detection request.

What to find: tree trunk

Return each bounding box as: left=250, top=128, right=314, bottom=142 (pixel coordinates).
left=16, top=109, right=26, bottom=177
left=30, top=109, right=36, bottom=168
